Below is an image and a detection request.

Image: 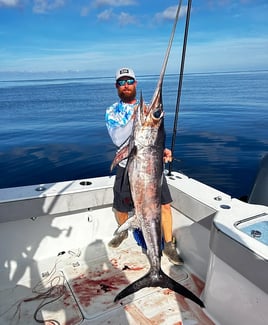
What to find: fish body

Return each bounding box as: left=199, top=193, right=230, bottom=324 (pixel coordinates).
left=111, top=1, right=204, bottom=308
left=128, top=93, right=165, bottom=276
left=112, top=89, right=204, bottom=308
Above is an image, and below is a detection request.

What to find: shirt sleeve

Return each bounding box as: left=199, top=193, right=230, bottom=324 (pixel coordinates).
left=105, top=102, right=135, bottom=147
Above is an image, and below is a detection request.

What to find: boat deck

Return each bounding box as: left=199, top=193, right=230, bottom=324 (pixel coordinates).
left=1, top=172, right=267, bottom=324
left=0, top=231, right=214, bottom=325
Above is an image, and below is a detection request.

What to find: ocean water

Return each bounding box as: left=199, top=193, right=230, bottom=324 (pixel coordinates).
left=0, top=71, right=267, bottom=199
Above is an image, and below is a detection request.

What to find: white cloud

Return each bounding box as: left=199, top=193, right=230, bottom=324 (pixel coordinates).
left=118, top=12, right=137, bottom=26
left=1, top=23, right=267, bottom=76
left=97, top=9, right=137, bottom=26
left=93, top=0, right=136, bottom=7
left=186, top=36, right=268, bottom=72
left=81, top=0, right=136, bottom=18
left=97, top=9, right=113, bottom=21
left=155, top=5, right=188, bottom=21
left=0, top=0, right=19, bottom=7
left=33, top=0, right=66, bottom=14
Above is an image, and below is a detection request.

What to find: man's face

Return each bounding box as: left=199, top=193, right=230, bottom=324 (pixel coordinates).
left=116, top=77, right=137, bottom=103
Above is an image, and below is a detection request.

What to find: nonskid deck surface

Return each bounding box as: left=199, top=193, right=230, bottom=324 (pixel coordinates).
left=0, top=236, right=214, bottom=325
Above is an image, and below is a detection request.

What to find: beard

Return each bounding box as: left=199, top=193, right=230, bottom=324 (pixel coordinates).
left=118, top=87, right=137, bottom=103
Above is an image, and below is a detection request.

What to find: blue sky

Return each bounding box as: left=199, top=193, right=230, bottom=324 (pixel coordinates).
left=0, top=0, right=268, bottom=79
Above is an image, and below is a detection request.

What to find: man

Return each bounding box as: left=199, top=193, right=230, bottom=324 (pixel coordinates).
left=105, top=67, right=183, bottom=265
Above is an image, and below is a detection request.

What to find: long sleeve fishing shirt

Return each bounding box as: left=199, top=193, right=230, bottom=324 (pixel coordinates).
left=105, top=101, right=138, bottom=167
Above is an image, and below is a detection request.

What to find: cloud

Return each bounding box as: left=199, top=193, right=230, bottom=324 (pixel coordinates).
left=81, top=0, right=136, bottom=18
left=97, top=8, right=113, bottom=21
left=1, top=33, right=267, bottom=77
left=0, top=0, right=19, bottom=7
left=118, top=11, right=137, bottom=26
left=32, top=0, right=66, bottom=14
left=186, top=36, right=268, bottom=72
left=155, top=5, right=188, bottom=21
left=97, top=8, right=137, bottom=26
left=93, top=0, right=136, bottom=7
left=80, top=6, right=90, bottom=17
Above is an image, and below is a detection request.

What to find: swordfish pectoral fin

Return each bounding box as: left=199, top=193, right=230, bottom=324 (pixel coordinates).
left=114, top=216, right=140, bottom=235
left=110, top=137, right=137, bottom=171
left=114, top=268, right=205, bottom=308
left=110, top=145, right=130, bottom=171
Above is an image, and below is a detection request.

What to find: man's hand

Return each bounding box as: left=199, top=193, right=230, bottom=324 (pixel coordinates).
left=163, top=148, right=172, bottom=163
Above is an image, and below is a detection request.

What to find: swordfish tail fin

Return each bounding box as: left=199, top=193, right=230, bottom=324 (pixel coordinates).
left=114, top=268, right=205, bottom=308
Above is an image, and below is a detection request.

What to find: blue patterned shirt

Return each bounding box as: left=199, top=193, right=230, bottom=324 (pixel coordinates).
left=105, top=101, right=139, bottom=148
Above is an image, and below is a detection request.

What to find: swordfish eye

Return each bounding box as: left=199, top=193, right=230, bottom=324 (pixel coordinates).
left=152, top=107, right=162, bottom=119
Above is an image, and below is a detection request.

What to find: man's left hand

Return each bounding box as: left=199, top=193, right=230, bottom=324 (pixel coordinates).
left=163, top=148, right=172, bottom=163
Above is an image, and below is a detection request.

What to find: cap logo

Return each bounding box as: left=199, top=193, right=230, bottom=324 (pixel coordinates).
left=120, top=68, right=129, bottom=75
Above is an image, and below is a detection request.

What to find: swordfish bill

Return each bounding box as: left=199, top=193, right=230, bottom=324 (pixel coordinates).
left=111, top=2, right=204, bottom=308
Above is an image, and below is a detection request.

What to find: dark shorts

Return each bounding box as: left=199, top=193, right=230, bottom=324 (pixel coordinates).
left=113, top=166, right=172, bottom=212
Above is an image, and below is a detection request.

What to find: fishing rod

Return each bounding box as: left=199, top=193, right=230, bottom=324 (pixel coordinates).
left=168, top=0, right=192, bottom=176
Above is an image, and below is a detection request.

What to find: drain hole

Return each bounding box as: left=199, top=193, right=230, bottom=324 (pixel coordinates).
left=250, top=230, right=262, bottom=238
left=80, top=181, right=92, bottom=186
left=35, top=185, right=46, bottom=191
left=220, top=204, right=231, bottom=209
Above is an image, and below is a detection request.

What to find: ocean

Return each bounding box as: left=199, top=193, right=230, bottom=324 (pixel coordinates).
left=0, top=71, right=267, bottom=199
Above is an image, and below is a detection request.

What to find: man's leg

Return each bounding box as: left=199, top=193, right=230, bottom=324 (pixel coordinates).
left=162, top=203, right=184, bottom=265
left=115, top=210, right=129, bottom=225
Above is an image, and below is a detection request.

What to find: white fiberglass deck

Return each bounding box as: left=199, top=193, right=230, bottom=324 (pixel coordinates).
left=0, top=207, right=213, bottom=325
left=2, top=171, right=267, bottom=324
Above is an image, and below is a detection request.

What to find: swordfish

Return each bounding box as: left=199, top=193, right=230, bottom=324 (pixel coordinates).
left=111, top=2, right=204, bottom=308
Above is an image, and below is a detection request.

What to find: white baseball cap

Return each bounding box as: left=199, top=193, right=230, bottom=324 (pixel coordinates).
left=115, top=67, right=136, bottom=81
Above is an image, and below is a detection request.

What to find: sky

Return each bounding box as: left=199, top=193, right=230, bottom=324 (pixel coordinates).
left=0, top=0, right=268, bottom=80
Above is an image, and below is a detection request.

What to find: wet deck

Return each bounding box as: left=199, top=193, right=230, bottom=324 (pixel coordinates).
left=0, top=235, right=214, bottom=325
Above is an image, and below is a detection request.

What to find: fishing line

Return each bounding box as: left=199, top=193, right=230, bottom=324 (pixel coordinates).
left=168, top=0, right=193, bottom=175
left=0, top=257, right=67, bottom=324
